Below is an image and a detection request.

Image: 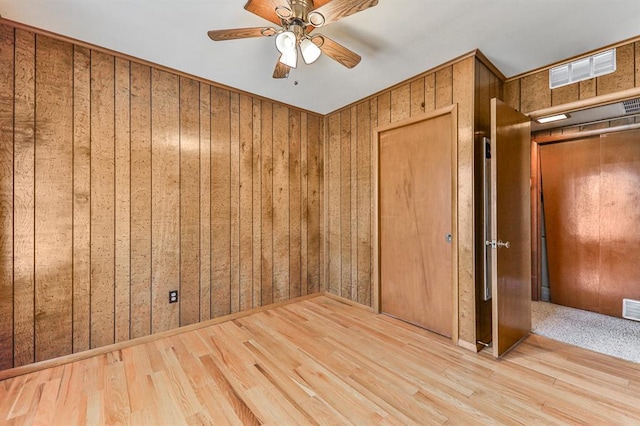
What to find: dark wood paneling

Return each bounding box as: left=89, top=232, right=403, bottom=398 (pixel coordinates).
left=90, top=50, right=116, bottom=349
left=180, top=77, right=200, bottom=326
left=34, top=35, right=74, bottom=362
left=13, top=29, right=36, bottom=367
left=0, top=23, right=15, bottom=370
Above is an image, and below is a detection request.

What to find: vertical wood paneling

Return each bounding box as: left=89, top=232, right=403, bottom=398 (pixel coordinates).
left=2, top=20, right=325, bottom=371
left=580, top=79, right=597, bottom=100
left=130, top=63, right=152, bottom=339
left=211, top=86, right=231, bottom=317
left=424, top=74, right=436, bottom=112
left=340, top=109, right=352, bottom=299
left=34, top=35, right=74, bottom=361
left=260, top=101, right=274, bottom=306
left=552, top=83, right=579, bottom=106
left=272, top=104, right=290, bottom=302
left=151, top=69, right=180, bottom=333
left=307, top=115, right=321, bottom=294
left=289, top=110, right=302, bottom=299
left=239, top=94, right=253, bottom=311
left=300, top=113, right=309, bottom=295
left=327, top=113, right=341, bottom=295
left=199, top=83, right=212, bottom=321
left=90, top=50, right=116, bottom=349
left=0, top=23, right=15, bottom=370
left=356, top=101, right=371, bottom=306
left=636, top=42, right=640, bottom=87
left=115, top=57, right=131, bottom=343
left=454, top=58, right=475, bottom=344
left=251, top=99, right=262, bottom=307
left=229, top=93, right=241, bottom=313
left=436, top=66, right=453, bottom=109
left=390, top=83, right=411, bottom=122
left=179, top=77, right=200, bottom=326
left=503, top=79, right=520, bottom=111
left=349, top=107, right=358, bottom=301
left=520, top=70, right=550, bottom=113
left=377, top=92, right=391, bottom=127
left=597, top=43, right=635, bottom=95
left=13, top=29, right=35, bottom=367
left=410, top=78, right=425, bottom=116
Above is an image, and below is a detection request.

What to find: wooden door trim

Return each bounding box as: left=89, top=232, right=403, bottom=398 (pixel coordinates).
left=372, top=104, right=459, bottom=344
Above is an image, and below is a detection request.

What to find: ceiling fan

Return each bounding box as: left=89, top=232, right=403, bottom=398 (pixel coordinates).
left=207, top=0, right=379, bottom=78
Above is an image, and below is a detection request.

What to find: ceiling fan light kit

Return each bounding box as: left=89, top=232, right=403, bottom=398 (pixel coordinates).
left=207, top=0, right=378, bottom=78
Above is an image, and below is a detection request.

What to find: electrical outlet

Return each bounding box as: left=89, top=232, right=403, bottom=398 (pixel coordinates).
left=169, top=290, right=178, bottom=304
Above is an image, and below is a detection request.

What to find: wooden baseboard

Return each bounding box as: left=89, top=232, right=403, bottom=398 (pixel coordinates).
left=0, top=292, right=323, bottom=382
left=322, top=292, right=376, bottom=312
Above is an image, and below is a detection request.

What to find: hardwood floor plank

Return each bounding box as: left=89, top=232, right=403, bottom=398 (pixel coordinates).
left=2, top=296, right=639, bottom=424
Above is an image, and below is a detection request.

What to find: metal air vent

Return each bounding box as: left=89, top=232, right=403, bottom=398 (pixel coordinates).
left=622, top=298, right=640, bottom=322
left=549, top=48, right=616, bottom=89
left=623, top=98, right=640, bottom=114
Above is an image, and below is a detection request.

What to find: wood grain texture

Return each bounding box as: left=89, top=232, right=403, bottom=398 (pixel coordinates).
left=239, top=94, right=254, bottom=311
left=13, top=28, right=35, bottom=367
left=597, top=43, right=635, bottom=96
left=272, top=104, right=290, bottom=302
left=260, top=101, right=274, bottom=306
left=435, top=66, right=453, bottom=109
left=503, top=79, right=520, bottom=111
left=199, top=83, right=212, bottom=321
left=410, top=78, right=425, bottom=117
left=390, top=83, right=410, bottom=122
left=520, top=70, right=550, bottom=113
left=552, top=82, right=579, bottom=106
left=34, top=34, right=74, bottom=361
left=90, top=50, right=116, bottom=349
left=180, top=76, right=201, bottom=326
left=0, top=23, right=14, bottom=370
left=4, top=296, right=638, bottom=425
left=307, top=115, right=322, bottom=294
left=289, top=110, right=302, bottom=299
left=115, top=57, right=131, bottom=343
left=230, top=93, right=241, bottom=314
left=424, top=73, right=436, bottom=112
left=350, top=107, right=358, bottom=301
left=251, top=98, right=262, bottom=306
left=327, top=113, right=341, bottom=295
left=130, top=62, right=152, bottom=339
left=151, top=69, right=180, bottom=333
left=340, top=109, right=351, bottom=299
left=211, top=86, right=232, bottom=317
left=300, top=113, right=309, bottom=296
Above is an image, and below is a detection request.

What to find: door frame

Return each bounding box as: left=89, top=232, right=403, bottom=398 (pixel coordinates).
left=528, top=87, right=640, bottom=300
left=372, top=104, right=459, bottom=344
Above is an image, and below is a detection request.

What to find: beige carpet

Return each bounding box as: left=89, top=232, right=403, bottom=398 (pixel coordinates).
left=531, top=301, right=640, bottom=364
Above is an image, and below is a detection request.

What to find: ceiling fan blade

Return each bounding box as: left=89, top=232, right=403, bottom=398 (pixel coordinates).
left=312, top=35, right=361, bottom=69
left=207, top=27, right=274, bottom=41
left=273, top=56, right=291, bottom=78
left=310, top=0, right=378, bottom=26
left=244, top=0, right=291, bottom=26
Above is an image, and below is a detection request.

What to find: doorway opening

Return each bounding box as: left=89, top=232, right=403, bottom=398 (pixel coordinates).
left=530, top=98, right=640, bottom=363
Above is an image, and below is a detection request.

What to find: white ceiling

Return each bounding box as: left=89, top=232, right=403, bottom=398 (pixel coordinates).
left=1, top=0, right=640, bottom=115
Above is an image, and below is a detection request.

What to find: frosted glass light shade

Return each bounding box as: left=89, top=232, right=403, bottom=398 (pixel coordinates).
left=300, top=38, right=321, bottom=64
left=275, top=31, right=296, bottom=54
left=279, top=47, right=298, bottom=68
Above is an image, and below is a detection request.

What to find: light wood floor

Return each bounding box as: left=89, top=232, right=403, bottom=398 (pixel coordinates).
left=1, top=296, right=639, bottom=425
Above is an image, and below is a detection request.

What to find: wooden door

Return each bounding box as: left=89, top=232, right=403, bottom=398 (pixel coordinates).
left=490, top=98, right=532, bottom=357
left=378, top=107, right=457, bottom=338
left=540, top=128, right=640, bottom=317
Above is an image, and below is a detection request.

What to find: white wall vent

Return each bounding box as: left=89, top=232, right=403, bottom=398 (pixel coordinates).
left=622, top=298, right=640, bottom=322
left=549, top=48, right=616, bottom=89
left=623, top=98, right=640, bottom=114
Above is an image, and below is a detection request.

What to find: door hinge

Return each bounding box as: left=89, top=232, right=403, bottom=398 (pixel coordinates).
left=486, top=239, right=510, bottom=249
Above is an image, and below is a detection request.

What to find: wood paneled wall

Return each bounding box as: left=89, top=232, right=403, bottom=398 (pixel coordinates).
left=324, top=53, right=502, bottom=347
left=0, top=22, right=324, bottom=370
left=505, top=40, right=640, bottom=113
